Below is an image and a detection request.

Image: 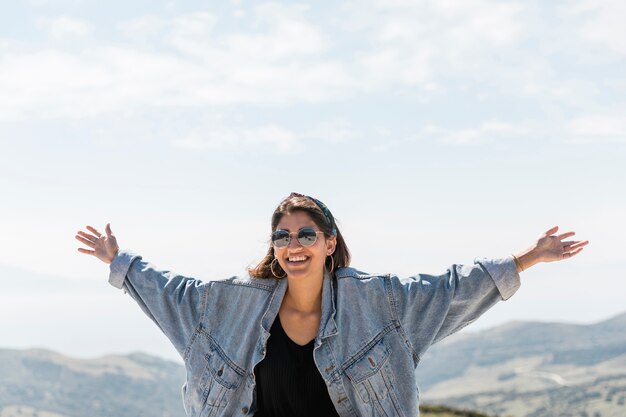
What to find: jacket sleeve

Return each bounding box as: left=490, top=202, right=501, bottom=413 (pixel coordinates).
left=391, top=257, right=520, bottom=359
left=108, top=250, right=209, bottom=357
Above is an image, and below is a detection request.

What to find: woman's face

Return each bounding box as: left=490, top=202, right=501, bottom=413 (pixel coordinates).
left=274, top=211, right=336, bottom=281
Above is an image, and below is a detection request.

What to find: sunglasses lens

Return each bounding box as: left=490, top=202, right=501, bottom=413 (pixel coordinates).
left=271, top=230, right=290, bottom=248
left=297, top=228, right=318, bottom=247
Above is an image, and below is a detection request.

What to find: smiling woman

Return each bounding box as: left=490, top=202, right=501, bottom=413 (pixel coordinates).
left=75, top=192, right=588, bottom=417
left=248, top=193, right=350, bottom=281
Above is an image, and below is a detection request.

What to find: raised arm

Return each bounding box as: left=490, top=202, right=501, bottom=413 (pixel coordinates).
left=512, top=225, right=589, bottom=272
left=75, top=224, right=208, bottom=358
left=392, top=226, right=589, bottom=359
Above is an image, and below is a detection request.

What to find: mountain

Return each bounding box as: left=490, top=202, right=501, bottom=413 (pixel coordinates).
left=0, top=349, right=186, bottom=417
left=417, top=312, right=626, bottom=417
left=1, top=312, right=625, bottom=417
left=0, top=348, right=497, bottom=417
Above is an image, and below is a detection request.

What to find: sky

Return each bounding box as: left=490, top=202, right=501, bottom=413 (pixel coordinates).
left=0, top=0, right=624, bottom=363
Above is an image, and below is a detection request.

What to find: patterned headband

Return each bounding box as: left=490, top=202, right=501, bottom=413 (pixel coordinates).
left=291, top=192, right=337, bottom=236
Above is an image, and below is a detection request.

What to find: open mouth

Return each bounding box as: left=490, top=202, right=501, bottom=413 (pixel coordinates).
left=287, top=256, right=309, bottom=264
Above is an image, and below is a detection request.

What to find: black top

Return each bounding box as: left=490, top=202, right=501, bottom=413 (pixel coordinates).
left=254, top=316, right=340, bottom=417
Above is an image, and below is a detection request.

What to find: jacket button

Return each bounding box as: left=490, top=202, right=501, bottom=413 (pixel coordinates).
left=241, top=406, right=249, bottom=414
left=217, top=368, right=223, bottom=377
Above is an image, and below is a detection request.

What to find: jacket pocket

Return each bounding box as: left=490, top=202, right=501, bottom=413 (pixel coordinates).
left=344, top=339, right=405, bottom=417
left=199, top=347, right=245, bottom=415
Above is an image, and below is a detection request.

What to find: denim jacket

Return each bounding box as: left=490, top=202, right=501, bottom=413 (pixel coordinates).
left=109, top=250, right=520, bottom=417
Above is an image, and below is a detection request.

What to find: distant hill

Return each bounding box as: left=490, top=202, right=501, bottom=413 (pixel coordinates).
left=0, top=349, right=186, bottom=417
left=0, top=348, right=497, bottom=417
left=1, top=312, right=625, bottom=417
left=419, top=405, right=499, bottom=417
left=418, top=312, right=626, bottom=417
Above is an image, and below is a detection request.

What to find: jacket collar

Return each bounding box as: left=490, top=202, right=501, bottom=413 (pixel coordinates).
left=260, top=277, right=287, bottom=334
left=260, top=270, right=338, bottom=340
left=318, top=270, right=338, bottom=339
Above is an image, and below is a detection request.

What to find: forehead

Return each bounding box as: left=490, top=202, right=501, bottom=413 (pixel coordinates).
left=276, top=211, right=317, bottom=231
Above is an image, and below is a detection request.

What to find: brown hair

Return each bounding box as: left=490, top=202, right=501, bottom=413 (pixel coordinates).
left=248, top=193, right=351, bottom=279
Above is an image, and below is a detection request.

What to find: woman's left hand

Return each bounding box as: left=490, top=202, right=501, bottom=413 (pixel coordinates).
left=534, top=225, right=589, bottom=262
left=515, top=226, right=589, bottom=271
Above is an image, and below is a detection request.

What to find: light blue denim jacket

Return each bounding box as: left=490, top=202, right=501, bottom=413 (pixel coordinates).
left=109, top=250, right=520, bottom=417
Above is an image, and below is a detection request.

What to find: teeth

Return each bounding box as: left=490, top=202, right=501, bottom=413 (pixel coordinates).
left=289, top=256, right=307, bottom=262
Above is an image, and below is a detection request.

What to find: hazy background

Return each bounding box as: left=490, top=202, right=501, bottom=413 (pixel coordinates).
left=1, top=0, right=624, bottom=363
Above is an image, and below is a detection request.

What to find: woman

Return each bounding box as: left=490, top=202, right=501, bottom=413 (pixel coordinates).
left=75, top=193, right=588, bottom=417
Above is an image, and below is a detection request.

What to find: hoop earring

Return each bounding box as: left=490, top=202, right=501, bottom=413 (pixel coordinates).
left=270, top=258, right=286, bottom=278
left=325, top=255, right=335, bottom=275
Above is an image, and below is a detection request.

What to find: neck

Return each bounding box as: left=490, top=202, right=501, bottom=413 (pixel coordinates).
left=283, top=272, right=324, bottom=315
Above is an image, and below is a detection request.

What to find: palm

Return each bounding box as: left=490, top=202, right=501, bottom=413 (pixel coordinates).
left=535, top=236, right=567, bottom=262
left=534, top=226, right=588, bottom=263
left=75, top=223, right=119, bottom=264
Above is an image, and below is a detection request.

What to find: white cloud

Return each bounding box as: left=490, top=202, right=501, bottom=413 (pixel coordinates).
left=341, top=0, right=625, bottom=113
left=36, top=16, right=93, bottom=40
left=0, top=46, right=198, bottom=120
left=417, top=121, right=530, bottom=145
left=164, top=6, right=325, bottom=62
left=170, top=115, right=363, bottom=153
left=569, top=0, right=626, bottom=56
left=341, top=0, right=524, bottom=88
left=302, top=119, right=360, bottom=143
left=169, top=118, right=361, bottom=153
left=1, top=1, right=622, bottom=127
left=25, top=0, right=50, bottom=6
left=1, top=2, right=524, bottom=121
left=170, top=12, right=217, bottom=39
left=117, top=15, right=166, bottom=38
left=342, top=0, right=523, bottom=44
left=354, top=47, right=432, bottom=89
left=411, top=113, right=626, bottom=145
left=567, top=114, right=626, bottom=143
left=0, top=6, right=356, bottom=121
left=171, top=124, right=300, bottom=153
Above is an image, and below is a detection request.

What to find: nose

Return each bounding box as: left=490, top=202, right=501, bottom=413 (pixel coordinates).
left=287, top=234, right=303, bottom=251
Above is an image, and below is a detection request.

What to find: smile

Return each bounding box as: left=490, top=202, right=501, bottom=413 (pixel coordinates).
left=288, top=256, right=309, bottom=263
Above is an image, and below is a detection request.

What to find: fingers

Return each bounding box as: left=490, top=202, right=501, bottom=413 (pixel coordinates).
left=76, top=223, right=114, bottom=258
left=557, top=231, right=576, bottom=240
left=564, top=246, right=585, bottom=258
left=86, top=225, right=102, bottom=238
left=76, top=230, right=98, bottom=244
left=543, top=225, right=559, bottom=236
left=82, top=224, right=112, bottom=239
left=566, top=240, right=589, bottom=251
left=562, top=241, right=589, bottom=259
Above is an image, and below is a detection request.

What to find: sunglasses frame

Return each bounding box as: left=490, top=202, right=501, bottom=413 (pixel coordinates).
left=271, top=227, right=325, bottom=248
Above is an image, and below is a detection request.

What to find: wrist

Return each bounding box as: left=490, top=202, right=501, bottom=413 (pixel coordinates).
left=106, top=248, right=119, bottom=265
left=513, top=247, right=541, bottom=272
left=512, top=254, right=524, bottom=272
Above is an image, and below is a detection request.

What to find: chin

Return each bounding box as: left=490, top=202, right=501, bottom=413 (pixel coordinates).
left=284, top=265, right=323, bottom=280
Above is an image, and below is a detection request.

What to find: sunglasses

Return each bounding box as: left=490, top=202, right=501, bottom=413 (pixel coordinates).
left=271, top=228, right=324, bottom=248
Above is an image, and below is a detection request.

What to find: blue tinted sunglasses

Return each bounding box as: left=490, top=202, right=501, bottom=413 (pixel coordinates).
left=271, top=228, right=324, bottom=248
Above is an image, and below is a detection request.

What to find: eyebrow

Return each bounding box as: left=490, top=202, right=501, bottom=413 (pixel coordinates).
left=275, top=226, right=318, bottom=232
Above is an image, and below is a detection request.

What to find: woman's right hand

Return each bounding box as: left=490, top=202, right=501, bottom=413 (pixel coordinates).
left=75, top=223, right=119, bottom=264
